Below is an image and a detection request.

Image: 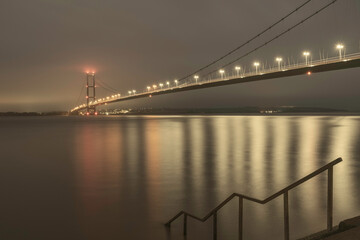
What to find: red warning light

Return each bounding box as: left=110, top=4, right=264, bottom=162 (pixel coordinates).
left=86, top=96, right=89, bottom=98
left=95, top=112, right=98, bottom=116
left=86, top=112, right=90, bottom=116
left=307, top=71, right=311, bottom=75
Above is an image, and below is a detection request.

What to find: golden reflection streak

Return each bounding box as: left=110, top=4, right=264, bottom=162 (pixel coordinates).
left=250, top=116, right=266, bottom=194
left=145, top=119, right=160, bottom=216
left=297, top=117, right=322, bottom=227
left=232, top=117, right=246, bottom=188
left=299, top=117, right=319, bottom=174
left=248, top=116, right=267, bottom=220
left=273, top=117, right=289, bottom=188
left=103, top=124, right=122, bottom=196
left=75, top=125, right=102, bottom=212
left=126, top=121, right=139, bottom=175
left=163, top=119, right=185, bottom=197
left=190, top=117, right=205, bottom=202
left=329, top=117, right=357, bottom=219
left=213, top=117, right=230, bottom=197
left=74, top=124, right=118, bottom=238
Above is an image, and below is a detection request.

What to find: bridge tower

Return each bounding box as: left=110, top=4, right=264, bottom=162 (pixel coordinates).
left=86, top=73, right=96, bottom=115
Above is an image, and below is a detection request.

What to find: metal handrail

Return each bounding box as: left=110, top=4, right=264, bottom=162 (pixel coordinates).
left=165, top=157, right=342, bottom=240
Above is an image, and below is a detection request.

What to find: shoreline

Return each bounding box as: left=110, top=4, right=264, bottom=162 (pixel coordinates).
left=2, top=112, right=360, bottom=117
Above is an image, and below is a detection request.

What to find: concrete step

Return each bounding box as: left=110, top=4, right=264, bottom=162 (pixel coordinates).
left=323, top=226, right=360, bottom=240
left=323, top=216, right=360, bottom=240
left=298, top=216, right=360, bottom=240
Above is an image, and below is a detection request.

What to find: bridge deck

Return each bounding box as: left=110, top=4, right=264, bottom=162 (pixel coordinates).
left=72, top=54, right=360, bottom=112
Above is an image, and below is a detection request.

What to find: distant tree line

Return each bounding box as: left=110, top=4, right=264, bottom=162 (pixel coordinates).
left=0, top=111, right=68, bottom=116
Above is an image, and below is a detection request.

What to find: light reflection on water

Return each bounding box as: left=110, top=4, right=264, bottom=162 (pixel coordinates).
left=0, top=115, right=360, bottom=240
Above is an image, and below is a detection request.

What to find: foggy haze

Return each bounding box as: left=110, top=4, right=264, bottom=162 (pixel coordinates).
left=1, top=0, right=360, bottom=111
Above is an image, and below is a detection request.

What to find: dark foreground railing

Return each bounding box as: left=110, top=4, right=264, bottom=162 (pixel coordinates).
left=165, top=157, right=342, bottom=240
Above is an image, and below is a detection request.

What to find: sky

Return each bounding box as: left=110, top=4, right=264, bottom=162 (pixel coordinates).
left=0, top=0, right=360, bottom=112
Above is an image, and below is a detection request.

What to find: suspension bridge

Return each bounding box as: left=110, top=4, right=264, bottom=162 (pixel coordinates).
left=68, top=1, right=360, bottom=239
left=70, top=0, right=360, bottom=115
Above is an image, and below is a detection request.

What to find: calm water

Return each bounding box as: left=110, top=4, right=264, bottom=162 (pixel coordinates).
left=1, top=115, right=360, bottom=240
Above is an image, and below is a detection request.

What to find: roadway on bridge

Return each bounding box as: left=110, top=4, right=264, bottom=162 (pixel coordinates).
left=71, top=54, right=360, bottom=113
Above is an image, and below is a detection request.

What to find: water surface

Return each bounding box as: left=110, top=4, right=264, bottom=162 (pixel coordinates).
left=1, top=115, right=360, bottom=239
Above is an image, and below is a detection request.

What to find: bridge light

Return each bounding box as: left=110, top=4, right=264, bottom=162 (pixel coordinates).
left=276, top=57, right=282, bottom=70
left=336, top=44, right=344, bottom=49
left=253, top=62, right=260, bottom=74
left=235, top=66, right=241, bottom=77
left=147, top=86, right=151, bottom=91
left=174, top=80, right=178, bottom=86
left=336, top=44, right=344, bottom=59
left=219, top=69, right=225, bottom=79
left=95, top=112, right=98, bottom=115
left=194, top=75, right=199, bottom=83
left=132, top=90, right=136, bottom=94
left=159, top=83, right=164, bottom=89
left=128, top=91, right=132, bottom=95
left=303, top=51, right=310, bottom=65
left=166, top=81, right=170, bottom=87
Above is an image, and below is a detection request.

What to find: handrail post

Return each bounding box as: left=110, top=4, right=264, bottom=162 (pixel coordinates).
left=327, top=166, right=333, bottom=231
left=213, top=212, right=217, bottom=240
left=183, top=213, right=187, bottom=236
left=284, top=192, right=290, bottom=240
left=239, top=197, right=243, bottom=240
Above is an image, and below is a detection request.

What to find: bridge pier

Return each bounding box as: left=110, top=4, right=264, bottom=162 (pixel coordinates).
left=86, top=73, right=97, bottom=115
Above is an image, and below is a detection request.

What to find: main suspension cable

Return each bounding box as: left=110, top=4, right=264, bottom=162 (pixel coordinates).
left=177, top=0, right=314, bottom=82
left=96, top=81, right=119, bottom=94
left=202, top=0, right=338, bottom=78
left=97, top=78, right=119, bottom=92
left=74, top=82, right=85, bottom=107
